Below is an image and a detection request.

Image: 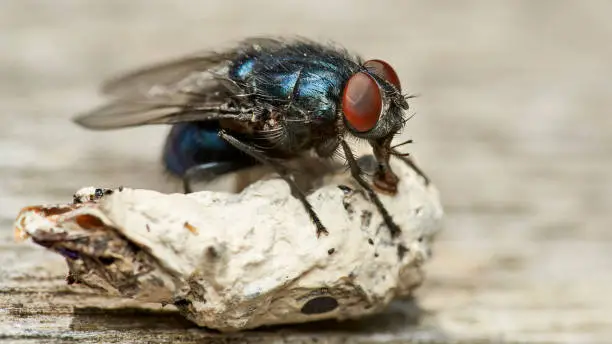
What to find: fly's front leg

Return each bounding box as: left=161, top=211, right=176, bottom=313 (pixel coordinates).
left=218, top=130, right=329, bottom=238
left=340, top=140, right=401, bottom=238
left=390, top=148, right=431, bottom=185
left=370, top=136, right=399, bottom=195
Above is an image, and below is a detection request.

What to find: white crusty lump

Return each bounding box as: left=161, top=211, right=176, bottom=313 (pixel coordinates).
left=14, top=157, right=443, bottom=332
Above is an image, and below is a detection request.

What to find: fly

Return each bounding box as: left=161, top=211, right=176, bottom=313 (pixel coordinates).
left=73, top=37, right=427, bottom=238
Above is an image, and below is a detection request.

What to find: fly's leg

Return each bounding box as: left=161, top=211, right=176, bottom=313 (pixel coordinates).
left=390, top=148, right=431, bottom=185
left=218, top=130, right=329, bottom=238
left=340, top=140, right=401, bottom=238
left=182, top=161, right=250, bottom=193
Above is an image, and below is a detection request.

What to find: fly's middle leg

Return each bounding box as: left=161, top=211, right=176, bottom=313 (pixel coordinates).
left=218, top=130, right=329, bottom=238
left=390, top=148, right=431, bottom=185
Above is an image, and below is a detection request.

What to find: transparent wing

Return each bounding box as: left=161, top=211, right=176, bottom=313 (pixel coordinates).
left=100, top=37, right=287, bottom=98
left=75, top=51, right=243, bottom=129
left=72, top=93, right=252, bottom=129
left=73, top=38, right=291, bottom=130
left=101, top=53, right=236, bottom=98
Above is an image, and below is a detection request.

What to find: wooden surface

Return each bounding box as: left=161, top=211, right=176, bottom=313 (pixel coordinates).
left=1, top=1, right=611, bottom=343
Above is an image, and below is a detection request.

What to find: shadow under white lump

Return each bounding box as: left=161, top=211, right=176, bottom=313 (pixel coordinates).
left=15, top=155, right=443, bottom=332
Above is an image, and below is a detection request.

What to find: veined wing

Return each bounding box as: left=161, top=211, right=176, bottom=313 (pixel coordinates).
left=100, top=37, right=288, bottom=98
left=73, top=37, right=293, bottom=130
left=75, top=51, right=243, bottom=129
left=101, top=52, right=236, bottom=98
left=72, top=96, right=250, bottom=130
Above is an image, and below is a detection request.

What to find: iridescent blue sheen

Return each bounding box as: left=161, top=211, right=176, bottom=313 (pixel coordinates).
left=163, top=122, right=245, bottom=175
left=229, top=56, right=257, bottom=81
left=166, top=42, right=361, bottom=177
left=229, top=49, right=356, bottom=123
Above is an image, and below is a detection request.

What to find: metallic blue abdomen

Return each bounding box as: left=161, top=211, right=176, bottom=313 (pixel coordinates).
left=163, top=122, right=250, bottom=176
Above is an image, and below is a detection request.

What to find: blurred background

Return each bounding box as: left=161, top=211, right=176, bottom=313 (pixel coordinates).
left=1, top=1, right=610, bottom=342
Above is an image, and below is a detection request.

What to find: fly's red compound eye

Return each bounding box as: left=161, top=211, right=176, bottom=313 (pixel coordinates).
left=342, top=72, right=382, bottom=132
left=364, top=59, right=401, bottom=91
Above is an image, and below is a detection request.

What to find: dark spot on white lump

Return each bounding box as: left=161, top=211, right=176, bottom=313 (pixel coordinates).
left=94, top=189, right=104, bottom=199
left=98, top=256, right=115, bottom=266
left=397, top=244, right=409, bottom=260
left=342, top=198, right=354, bottom=215
left=300, top=296, right=339, bottom=315
left=337, top=185, right=353, bottom=194
left=173, top=298, right=191, bottom=307
left=206, top=246, right=219, bottom=259
left=361, top=210, right=372, bottom=229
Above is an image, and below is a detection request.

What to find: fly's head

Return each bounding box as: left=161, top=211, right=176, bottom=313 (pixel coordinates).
left=341, top=59, right=410, bottom=194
